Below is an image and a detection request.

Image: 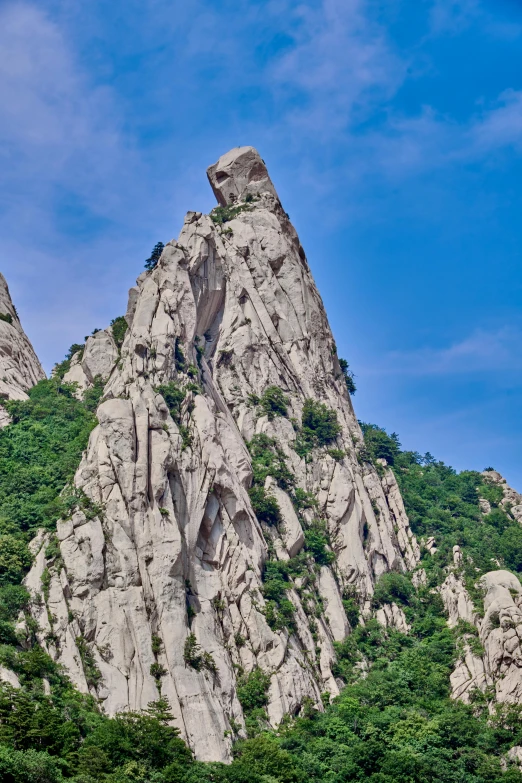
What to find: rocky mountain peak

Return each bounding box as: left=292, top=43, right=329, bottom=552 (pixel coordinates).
left=207, top=146, right=278, bottom=206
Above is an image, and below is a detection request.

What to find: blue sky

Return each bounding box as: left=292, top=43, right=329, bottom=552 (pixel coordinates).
left=1, top=0, right=521, bottom=485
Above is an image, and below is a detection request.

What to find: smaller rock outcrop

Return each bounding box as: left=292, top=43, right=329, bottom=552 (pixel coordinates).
left=505, top=746, right=522, bottom=771
left=436, top=472, right=522, bottom=705
left=375, top=602, right=410, bottom=633
left=0, top=666, right=20, bottom=689
left=63, top=328, right=120, bottom=392
left=440, top=568, right=522, bottom=704
left=482, top=470, right=522, bottom=524
left=0, top=274, right=46, bottom=424
left=480, top=570, right=522, bottom=703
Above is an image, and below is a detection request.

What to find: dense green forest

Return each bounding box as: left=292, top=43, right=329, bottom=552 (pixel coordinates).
left=1, top=361, right=522, bottom=781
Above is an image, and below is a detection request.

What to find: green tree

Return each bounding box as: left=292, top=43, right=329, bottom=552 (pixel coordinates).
left=78, top=710, right=192, bottom=776
left=144, top=242, right=165, bottom=271
left=360, top=422, right=401, bottom=465
left=339, top=358, right=356, bottom=395
left=295, top=399, right=341, bottom=458
left=258, top=386, right=289, bottom=420
left=110, top=315, right=128, bottom=348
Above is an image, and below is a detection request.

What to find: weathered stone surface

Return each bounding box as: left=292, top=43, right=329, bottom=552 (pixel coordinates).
left=375, top=466, right=420, bottom=570
left=25, top=146, right=419, bottom=761
left=63, top=329, right=119, bottom=392
left=440, top=566, right=522, bottom=704
left=62, top=352, right=90, bottom=393
left=479, top=570, right=522, bottom=703
left=318, top=566, right=351, bottom=642
left=0, top=666, right=20, bottom=689
left=437, top=473, right=522, bottom=705
left=0, top=273, right=45, bottom=423
left=265, top=478, right=304, bottom=558
left=450, top=643, right=492, bottom=701
left=506, top=746, right=522, bottom=769
left=82, top=330, right=119, bottom=383
left=412, top=568, right=427, bottom=588
left=440, top=572, right=477, bottom=628
left=375, top=602, right=410, bottom=633
left=207, top=146, right=278, bottom=207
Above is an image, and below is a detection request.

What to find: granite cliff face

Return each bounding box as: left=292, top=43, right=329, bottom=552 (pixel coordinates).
left=0, top=274, right=45, bottom=425
left=23, top=147, right=420, bottom=761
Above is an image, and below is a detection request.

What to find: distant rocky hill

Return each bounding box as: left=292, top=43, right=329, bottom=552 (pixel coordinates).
left=0, top=273, right=45, bottom=425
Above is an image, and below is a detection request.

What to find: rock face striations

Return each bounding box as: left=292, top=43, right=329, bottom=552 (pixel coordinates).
left=24, top=147, right=420, bottom=761
left=0, top=274, right=46, bottom=425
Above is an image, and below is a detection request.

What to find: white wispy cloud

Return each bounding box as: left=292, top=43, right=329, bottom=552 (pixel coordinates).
left=2, top=0, right=522, bottom=374
left=270, top=0, right=405, bottom=137
left=429, top=0, right=482, bottom=34
left=313, top=88, right=522, bottom=185
left=231, top=0, right=522, bottom=195
left=0, top=2, right=145, bottom=368
left=365, top=326, right=522, bottom=377
left=470, top=89, right=522, bottom=153
left=429, top=0, right=522, bottom=39
left=0, top=3, right=128, bottom=203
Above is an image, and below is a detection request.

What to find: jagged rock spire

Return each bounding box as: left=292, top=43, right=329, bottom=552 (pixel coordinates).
left=23, top=148, right=419, bottom=761
left=207, top=146, right=278, bottom=206
left=0, top=273, right=45, bottom=424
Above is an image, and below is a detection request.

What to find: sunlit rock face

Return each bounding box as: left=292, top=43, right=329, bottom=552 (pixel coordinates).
left=0, top=273, right=45, bottom=425
left=24, top=147, right=419, bottom=761
left=63, top=329, right=119, bottom=394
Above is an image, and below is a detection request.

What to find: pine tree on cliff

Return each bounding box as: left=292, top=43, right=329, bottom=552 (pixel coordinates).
left=144, top=241, right=164, bottom=270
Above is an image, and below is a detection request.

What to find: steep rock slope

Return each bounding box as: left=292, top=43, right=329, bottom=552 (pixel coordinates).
left=0, top=274, right=45, bottom=424
left=24, top=147, right=419, bottom=761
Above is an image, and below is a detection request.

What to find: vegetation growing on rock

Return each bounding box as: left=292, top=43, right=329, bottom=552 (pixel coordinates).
left=109, top=315, right=128, bottom=348
left=339, top=357, right=356, bottom=395
left=144, top=241, right=165, bottom=270
left=0, top=376, right=99, bottom=591
left=249, top=386, right=289, bottom=420
left=210, top=197, right=257, bottom=225
left=294, top=399, right=341, bottom=458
